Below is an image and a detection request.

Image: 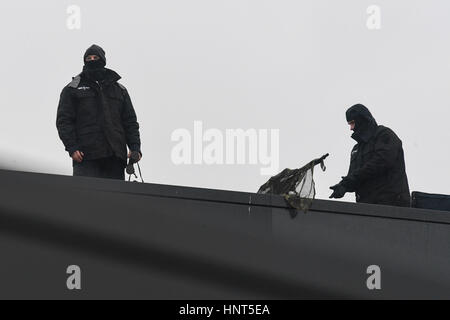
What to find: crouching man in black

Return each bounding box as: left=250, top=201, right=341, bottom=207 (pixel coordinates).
left=329, top=104, right=410, bottom=207
left=56, top=44, right=142, bottom=180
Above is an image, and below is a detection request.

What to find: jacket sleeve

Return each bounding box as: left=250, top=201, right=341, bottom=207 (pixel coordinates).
left=56, top=87, right=79, bottom=157
left=341, top=146, right=358, bottom=192
left=342, top=130, right=399, bottom=190
left=121, top=88, right=142, bottom=156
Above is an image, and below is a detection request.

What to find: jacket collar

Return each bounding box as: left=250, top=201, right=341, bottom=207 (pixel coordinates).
left=351, top=124, right=378, bottom=143
left=80, top=68, right=122, bottom=86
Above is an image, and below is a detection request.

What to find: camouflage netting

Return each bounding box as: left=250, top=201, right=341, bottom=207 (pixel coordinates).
left=257, top=154, right=329, bottom=214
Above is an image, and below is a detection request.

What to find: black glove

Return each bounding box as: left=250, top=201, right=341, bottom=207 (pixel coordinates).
left=329, top=183, right=347, bottom=199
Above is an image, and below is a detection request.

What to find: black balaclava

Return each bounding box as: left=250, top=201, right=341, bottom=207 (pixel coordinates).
left=345, top=104, right=378, bottom=142
left=83, top=44, right=107, bottom=81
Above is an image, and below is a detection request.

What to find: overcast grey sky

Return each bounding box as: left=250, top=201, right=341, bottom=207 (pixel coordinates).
left=0, top=0, right=449, bottom=202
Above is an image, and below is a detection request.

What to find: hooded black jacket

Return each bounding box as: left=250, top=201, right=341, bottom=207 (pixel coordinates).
left=56, top=66, right=141, bottom=167
left=340, top=105, right=410, bottom=207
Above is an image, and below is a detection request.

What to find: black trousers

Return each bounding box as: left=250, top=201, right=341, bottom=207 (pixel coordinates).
left=73, top=156, right=125, bottom=180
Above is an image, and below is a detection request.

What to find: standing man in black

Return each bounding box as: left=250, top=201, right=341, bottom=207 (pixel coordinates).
left=56, top=44, right=142, bottom=180
left=329, top=104, right=410, bottom=207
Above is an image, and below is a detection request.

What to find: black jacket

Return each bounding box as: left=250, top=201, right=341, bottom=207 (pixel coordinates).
left=56, top=68, right=141, bottom=167
left=341, top=124, right=411, bottom=207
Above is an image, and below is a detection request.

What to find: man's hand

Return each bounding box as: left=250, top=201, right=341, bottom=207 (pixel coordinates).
left=71, top=151, right=84, bottom=163
left=128, top=151, right=142, bottom=162
left=329, top=183, right=347, bottom=199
